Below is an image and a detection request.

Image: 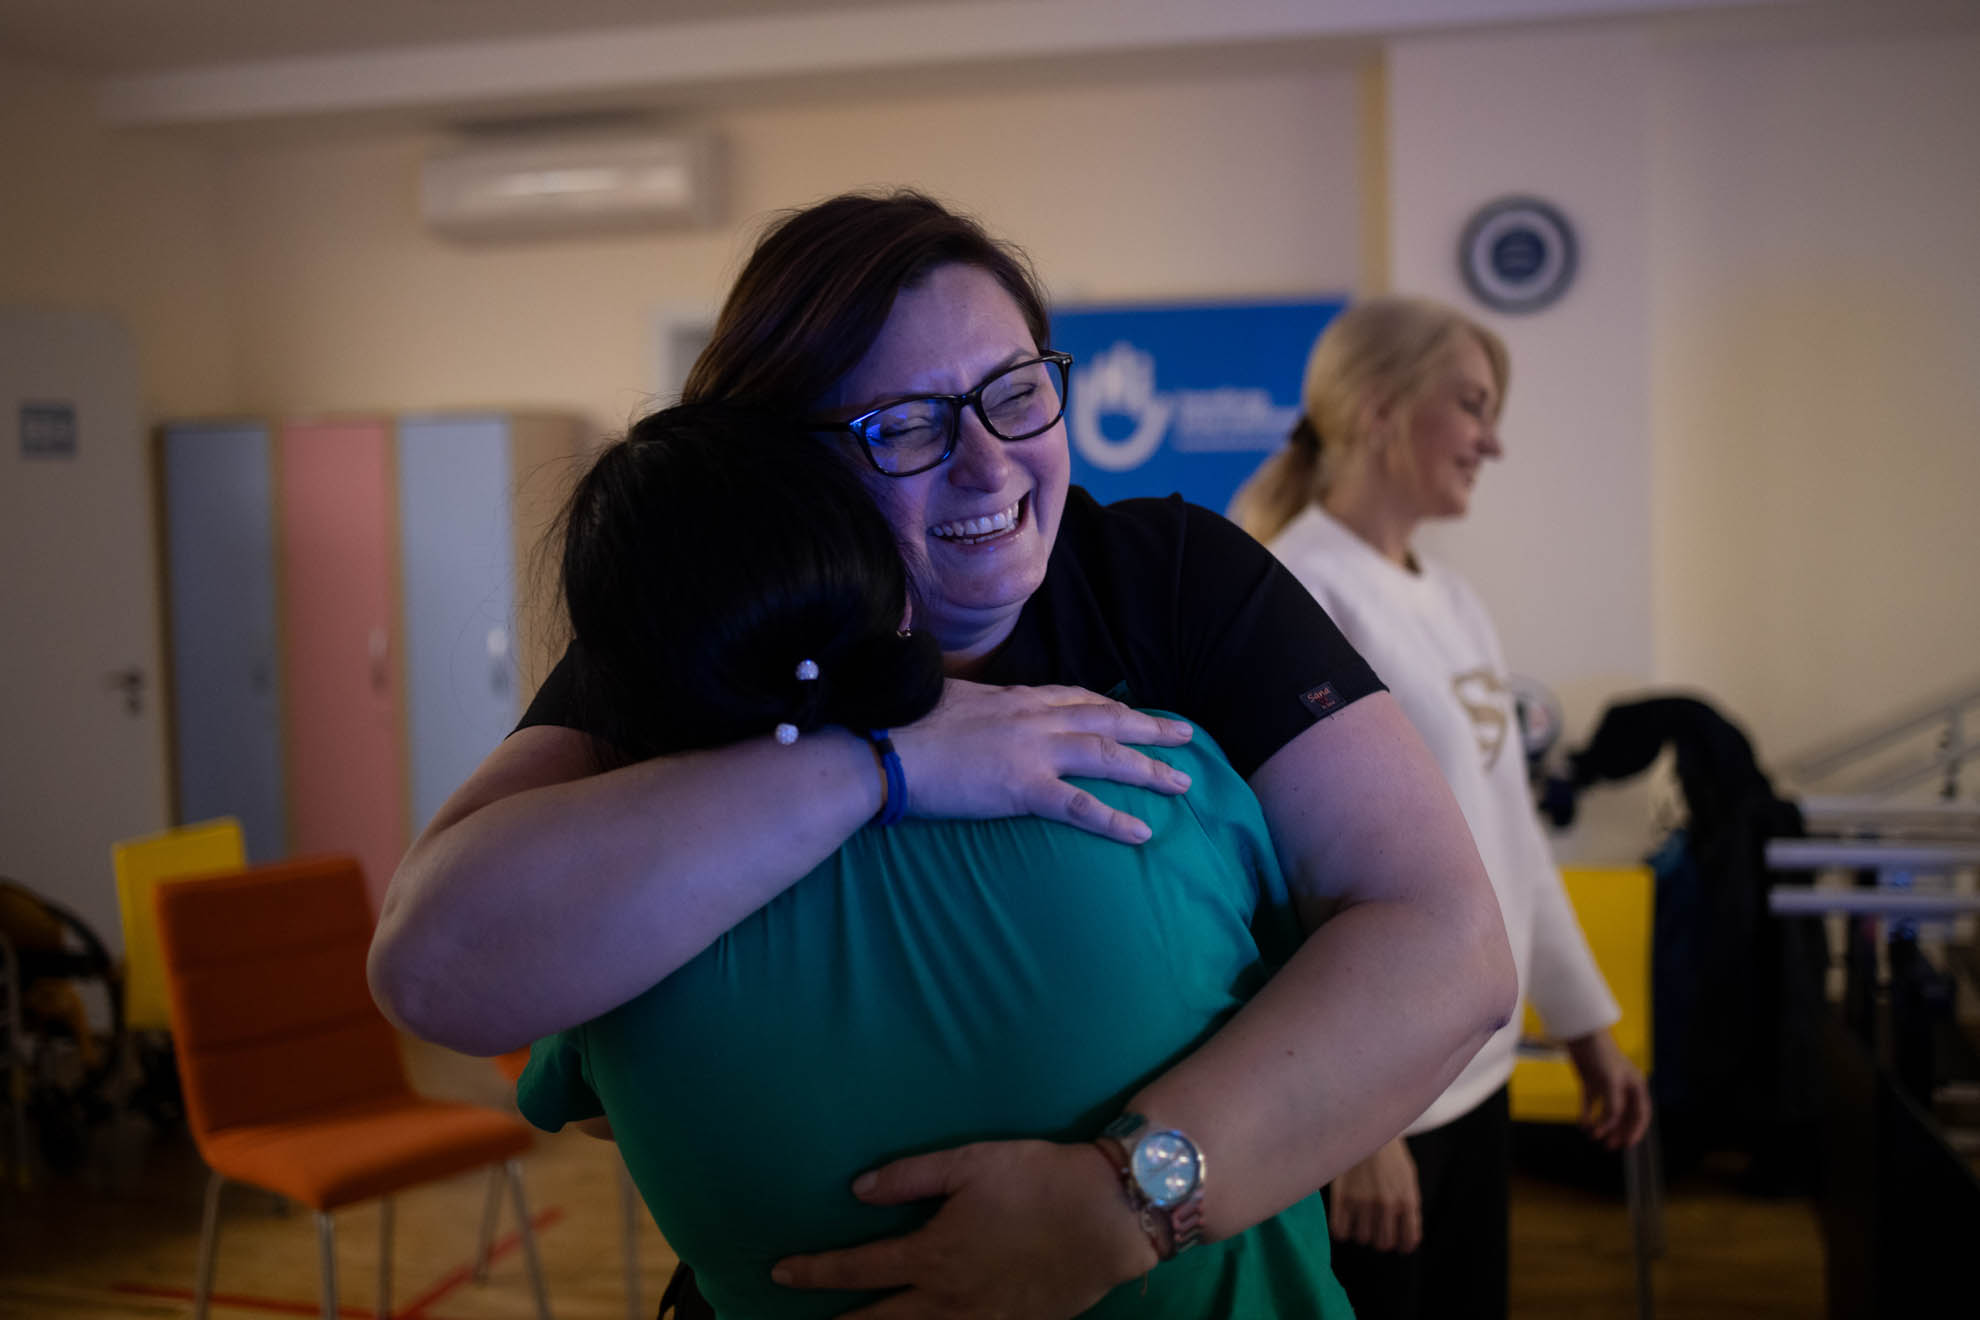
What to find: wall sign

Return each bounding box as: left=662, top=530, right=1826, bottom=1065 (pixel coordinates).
left=1052, top=299, right=1344, bottom=515
left=1458, top=196, right=1577, bottom=314
left=20, top=400, right=78, bottom=459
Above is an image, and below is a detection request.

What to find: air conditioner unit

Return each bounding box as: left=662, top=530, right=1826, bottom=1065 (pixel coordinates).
left=421, top=129, right=723, bottom=240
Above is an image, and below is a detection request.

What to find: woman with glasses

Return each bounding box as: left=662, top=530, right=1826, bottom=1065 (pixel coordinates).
left=1231, top=297, right=1652, bottom=1320
left=515, top=400, right=1351, bottom=1317
left=371, top=191, right=1517, bottom=1317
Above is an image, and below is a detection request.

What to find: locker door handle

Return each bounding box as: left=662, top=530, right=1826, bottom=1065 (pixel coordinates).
left=487, top=627, right=512, bottom=697
left=104, top=667, right=146, bottom=716
left=369, top=627, right=391, bottom=694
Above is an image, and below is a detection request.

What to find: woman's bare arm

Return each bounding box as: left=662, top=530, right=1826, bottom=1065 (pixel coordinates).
left=369, top=723, right=884, bottom=1054
left=368, top=682, right=1193, bottom=1055
left=1118, top=690, right=1516, bottom=1229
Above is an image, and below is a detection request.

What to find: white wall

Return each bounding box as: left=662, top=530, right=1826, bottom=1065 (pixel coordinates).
left=1385, top=27, right=1655, bottom=699
left=214, top=69, right=1365, bottom=426
left=0, top=59, right=234, bottom=414
left=1650, top=24, right=1980, bottom=769
left=1382, top=16, right=1980, bottom=808
left=1382, top=27, right=1659, bottom=855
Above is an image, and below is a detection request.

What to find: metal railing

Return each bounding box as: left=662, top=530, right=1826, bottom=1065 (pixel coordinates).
left=1798, top=798, right=1980, bottom=836
left=1767, top=838, right=1980, bottom=917
left=1785, top=680, right=1980, bottom=801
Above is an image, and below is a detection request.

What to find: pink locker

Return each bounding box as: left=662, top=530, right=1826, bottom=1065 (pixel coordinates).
left=276, top=419, right=408, bottom=910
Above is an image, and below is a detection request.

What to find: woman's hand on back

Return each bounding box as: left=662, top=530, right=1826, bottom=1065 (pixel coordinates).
left=890, top=680, right=1194, bottom=845
left=771, top=1138, right=1155, bottom=1318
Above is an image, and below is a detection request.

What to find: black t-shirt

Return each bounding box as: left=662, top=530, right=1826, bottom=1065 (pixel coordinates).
left=520, top=488, right=1383, bottom=780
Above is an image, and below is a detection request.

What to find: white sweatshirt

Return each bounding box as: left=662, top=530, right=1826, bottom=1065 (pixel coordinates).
left=1269, top=504, right=1619, bottom=1133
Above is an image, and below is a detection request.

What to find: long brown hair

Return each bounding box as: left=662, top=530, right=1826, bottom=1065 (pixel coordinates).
left=683, top=190, right=1051, bottom=415
left=1229, top=296, right=1509, bottom=543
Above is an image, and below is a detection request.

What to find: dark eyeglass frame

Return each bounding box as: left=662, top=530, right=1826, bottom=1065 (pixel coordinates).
left=812, top=350, right=1075, bottom=478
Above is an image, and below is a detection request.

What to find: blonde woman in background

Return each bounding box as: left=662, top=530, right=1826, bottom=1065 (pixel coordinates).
left=1231, top=296, right=1652, bottom=1320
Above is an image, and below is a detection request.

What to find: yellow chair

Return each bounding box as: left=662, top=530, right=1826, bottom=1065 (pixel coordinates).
left=1510, top=863, right=1662, bottom=1320
left=111, top=818, right=247, bottom=1033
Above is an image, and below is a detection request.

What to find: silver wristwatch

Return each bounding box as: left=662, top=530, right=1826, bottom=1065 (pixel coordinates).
left=1095, top=1111, right=1206, bottom=1258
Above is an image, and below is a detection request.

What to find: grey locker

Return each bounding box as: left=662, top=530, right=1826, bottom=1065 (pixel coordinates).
left=161, top=422, right=287, bottom=862
left=396, top=414, right=522, bottom=837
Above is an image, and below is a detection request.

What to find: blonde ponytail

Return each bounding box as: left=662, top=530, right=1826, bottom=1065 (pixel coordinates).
left=1229, top=418, right=1325, bottom=543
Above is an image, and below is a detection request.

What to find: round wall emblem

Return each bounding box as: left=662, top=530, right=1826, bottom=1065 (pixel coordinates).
left=1458, top=196, right=1577, bottom=314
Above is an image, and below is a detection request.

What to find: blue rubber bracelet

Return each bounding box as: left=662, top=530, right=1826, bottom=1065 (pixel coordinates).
left=868, top=730, right=907, bottom=827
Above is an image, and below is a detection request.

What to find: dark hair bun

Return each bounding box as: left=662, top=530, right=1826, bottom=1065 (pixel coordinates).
left=559, top=401, right=944, bottom=763
left=817, top=628, right=944, bottom=734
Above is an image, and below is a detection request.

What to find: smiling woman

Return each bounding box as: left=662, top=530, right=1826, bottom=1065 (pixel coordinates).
left=816, top=265, right=1073, bottom=666
left=1233, top=297, right=1650, bottom=1320
left=369, top=192, right=1517, bottom=1320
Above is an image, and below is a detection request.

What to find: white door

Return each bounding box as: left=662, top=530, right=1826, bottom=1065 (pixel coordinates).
left=0, top=306, right=168, bottom=957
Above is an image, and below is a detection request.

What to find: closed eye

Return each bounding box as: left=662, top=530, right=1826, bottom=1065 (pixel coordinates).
left=874, top=419, right=938, bottom=444
left=986, top=384, right=1037, bottom=413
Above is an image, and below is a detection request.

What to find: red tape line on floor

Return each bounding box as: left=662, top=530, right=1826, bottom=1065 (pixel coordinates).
left=111, top=1205, right=563, bottom=1320
left=400, top=1205, right=564, bottom=1320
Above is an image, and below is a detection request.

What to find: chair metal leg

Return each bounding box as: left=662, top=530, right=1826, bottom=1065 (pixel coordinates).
left=1644, top=1111, right=1667, bottom=1257
left=472, top=1164, right=503, bottom=1283
left=316, top=1211, right=339, bottom=1319
left=6, top=1073, right=26, bottom=1189
left=193, top=1171, right=225, bottom=1320
left=505, top=1158, right=553, bottom=1320
left=1625, top=1138, right=1655, bottom=1320
left=6, top=1057, right=29, bottom=1189
left=378, top=1196, right=394, bottom=1320
left=2, top=938, right=30, bottom=1190
left=619, top=1157, right=642, bottom=1320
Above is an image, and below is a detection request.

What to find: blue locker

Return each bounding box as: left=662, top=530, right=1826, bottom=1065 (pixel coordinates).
left=161, top=422, right=288, bottom=862
left=396, top=415, right=521, bottom=837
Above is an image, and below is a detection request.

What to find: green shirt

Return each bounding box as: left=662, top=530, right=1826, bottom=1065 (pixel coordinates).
left=518, top=726, right=1350, bottom=1318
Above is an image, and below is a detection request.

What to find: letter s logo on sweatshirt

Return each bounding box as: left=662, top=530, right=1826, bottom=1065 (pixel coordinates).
left=1451, top=669, right=1509, bottom=771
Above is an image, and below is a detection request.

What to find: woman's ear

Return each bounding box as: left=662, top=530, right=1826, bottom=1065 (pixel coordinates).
left=1357, top=396, right=1396, bottom=455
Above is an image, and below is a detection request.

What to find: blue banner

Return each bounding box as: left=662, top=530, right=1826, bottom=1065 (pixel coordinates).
left=1051, top=299, right=1345, bottom=516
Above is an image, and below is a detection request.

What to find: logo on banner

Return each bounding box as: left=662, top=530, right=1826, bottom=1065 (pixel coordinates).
left=1072, top=341, right=1303, bottom=474
left=1071, top=342, right=1172, bottom=472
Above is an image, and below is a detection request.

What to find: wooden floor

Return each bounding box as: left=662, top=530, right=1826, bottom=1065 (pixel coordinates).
left=1508, top=1163, right=1825, bottom=1319
left=1, top=1038, right=1827, bottom=1319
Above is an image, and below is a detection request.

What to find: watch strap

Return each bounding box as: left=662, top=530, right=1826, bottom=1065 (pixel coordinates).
left=1093, top=1112, right=1204, bottom=1260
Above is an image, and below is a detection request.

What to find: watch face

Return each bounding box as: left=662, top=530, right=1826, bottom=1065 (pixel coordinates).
left=1131, top=1130, right=1201, bottom=1208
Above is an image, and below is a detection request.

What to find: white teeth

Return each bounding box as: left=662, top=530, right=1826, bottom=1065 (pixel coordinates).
left=930, top=499, right=1022, bottom=542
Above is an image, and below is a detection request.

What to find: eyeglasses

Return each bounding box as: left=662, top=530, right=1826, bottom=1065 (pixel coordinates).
left=815, top=351, right=1073, bottom=478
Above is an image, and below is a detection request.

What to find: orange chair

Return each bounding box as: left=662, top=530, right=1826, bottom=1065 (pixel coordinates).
left=154, top=855, right=552, bottom=1320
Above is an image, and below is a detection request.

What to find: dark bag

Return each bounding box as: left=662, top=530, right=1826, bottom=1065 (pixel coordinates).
left=1564, top=695, right=1824, bottom=1190
left=657, top=1261, right=715, bottom=1320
